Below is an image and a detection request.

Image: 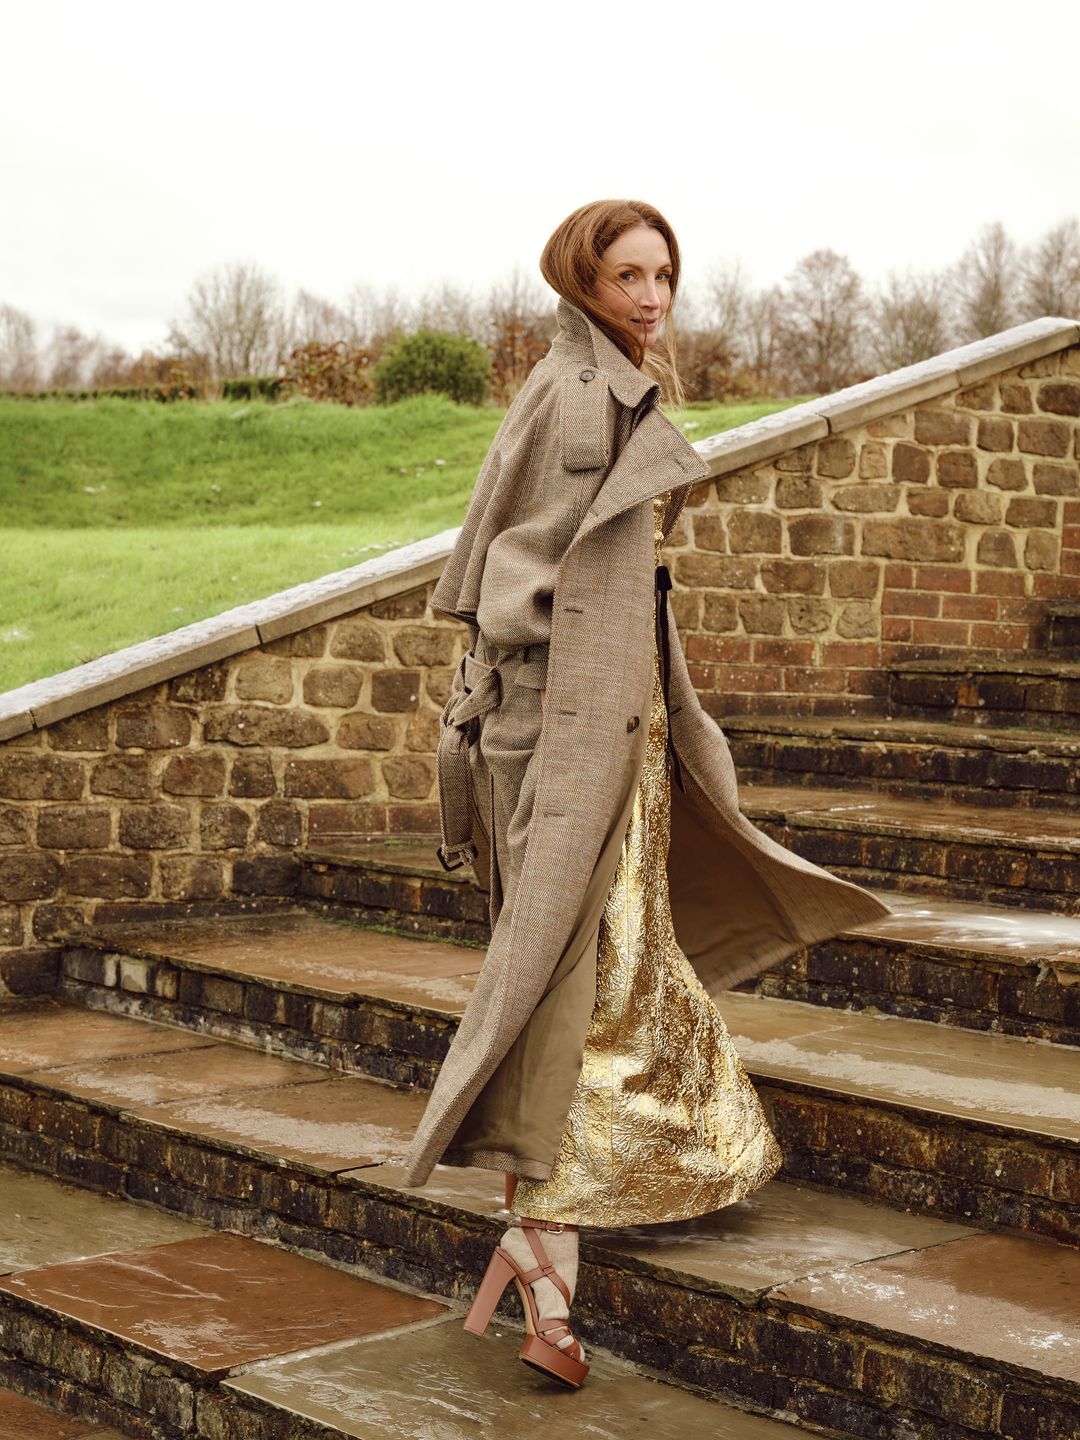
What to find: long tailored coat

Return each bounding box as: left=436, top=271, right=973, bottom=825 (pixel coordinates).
left=401, top=297, right=893, bottom=1188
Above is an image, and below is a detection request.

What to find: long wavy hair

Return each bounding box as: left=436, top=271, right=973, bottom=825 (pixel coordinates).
left=539, top=199, right=686, bottom=409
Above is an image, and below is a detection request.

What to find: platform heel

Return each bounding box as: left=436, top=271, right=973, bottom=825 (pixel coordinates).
left=463, top=1218, right=588, bottom=1388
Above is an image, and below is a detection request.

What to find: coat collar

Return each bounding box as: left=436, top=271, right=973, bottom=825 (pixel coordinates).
left=547, top=296, right=660, bottom=410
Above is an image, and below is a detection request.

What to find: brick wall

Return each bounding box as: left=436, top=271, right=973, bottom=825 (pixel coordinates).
left=0, top=585, right=464, bottom=959
left=1, top=333, right=1078, bottom=963
left=665, top=346, right=1080, bottom=718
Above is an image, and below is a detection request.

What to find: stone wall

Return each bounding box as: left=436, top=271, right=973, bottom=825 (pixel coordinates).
left=665, top=345, right=1080, bottom=719
left=1, top=320, right=1078, bottom=964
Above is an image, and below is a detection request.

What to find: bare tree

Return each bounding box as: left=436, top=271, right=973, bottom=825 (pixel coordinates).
left=0, top=304, right=41, bottom=391
left=410, top=279, right=479, bottom=338
left=1019, top=217, right=1080, bottom=319
left=739, top=283, right=787, bottom=388
left=777, top=248, right=870, bottom=394
left=167, top=260, right=287, bottom=380
left=948, top=220, right=1021, bottom=341
left=869, top=267, right=954, bottom=371
left=43, top=325, right=105, bottom=390
left=701, top=257, right=751, bottom=360
left=343, top=281, right=410, bottom=350
left=289, top=288, right=351, bottom=347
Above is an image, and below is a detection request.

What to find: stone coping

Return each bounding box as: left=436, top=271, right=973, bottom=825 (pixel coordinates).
left=3, top=315, right=1077, bottom=737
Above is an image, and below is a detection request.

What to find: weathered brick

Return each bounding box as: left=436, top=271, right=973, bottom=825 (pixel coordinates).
left=284, top=758, right=375, bottom=798
left=714, top=470, right=771, bottom=503
left=260, top=624, right=328, bottom=657
left=0, top=852, right=60, bottom=900
left=891, top=443, right=931, bottom=483
left=788, top=597, right=832, bottom=633
left=64, top=854, right=152, bottom=898
left=0, top=905, right=24, bottom=944
left=0, top=804, right=31, bottom=844
left=90, top=755, right=154, bottom=798
left=760, top=559, right=826, bottom=595
left=200, top=803, right=251, bottom=849
left=203, top=707, right=330, bottom=747
left=986, top=457, right=1029, bottom=490
left=405, top=712, right=441, bottom=752
left=774, top=475, right=823, bottom=509
left=738, top=596, right=785, bottom=635
left=1005, top=496, right=1059, bottom=529
left=36, top=805, right=112, bottom=849
left=44, top=708, right=110, bottom=751
left=391, top=626, right=458, bottom=667
left=701, top=593, right=738, bottom=630
left=999, top=380, right=1034, bottom=413
left=0, top=754, right=84, bottom=801
left=976, top=529, right=1019, bottom=567
left=169, top=663, right=228, bottom=701
left=160, top=854, right=227, bottom=900
left=115, top=706, right=192, bottom=749
left=774, top=444, right=813, bottom=473
left=118, top=804, right=190, bottom=849
left=914, top=410, right=970, bottom=446
left=954, top=380, right=995, bottom=409
left=976, top=417, right=1014, bottom=452
left=1037, top=381, right=1080, bottom=415
left=1025, top=533, right=1060, bottom=571
left=857, top=443, right=887, bottom=478
left=788, top=516, right=854, bottom=556
left=815, top=437, right=856, bottom=478
left=234, top=655, right=294, bottom=703
left=336, top=714, right=398, bottom=751
left=162, top=753, right=227, bottom=796
left=935, top=451, right=978, bottom=488
left=861, top=519, right=964, bottom=563
left=302, top=666, right=363, bottom=708
left=370, top=671, right=422, bottom=712
left=330, top=619, right=386, bottom=660
left=381, top=755, right=435, bottom=799
left=907, top=488, right=950, bottom=516
left=231, top=856, right=301, bottom=895
left=1018, top=418, right=1070, bottom=457
left=32, top=902, right=86, bottom=940
left=254, top=800, right=303, bottom=846
left=690, top=514, right=728, bottom=550
left=953, top=493, right=1002, bottom=524
left=424, top=668, right=456, bottom=707
left=836, top=600, right=877, bottom=638
left=729, top=510, right=782, bottom=553
left=827, top=561, right=879, bottom=599
left=830, top=484, right=900, bottom=512
left=1032, top=462, right=1079, bottom=495
left=228, top=755, right=277, bottom=797
left=368, top=585, right=428, bottom=619
left=308, top=801, right=386, bottom=839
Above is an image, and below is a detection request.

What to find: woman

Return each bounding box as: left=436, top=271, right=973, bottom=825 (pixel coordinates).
left=404, top=200, right=892, bottom=1388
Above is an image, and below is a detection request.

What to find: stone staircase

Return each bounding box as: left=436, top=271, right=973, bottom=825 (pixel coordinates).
left=0, top=671, right=1078, bottom=1439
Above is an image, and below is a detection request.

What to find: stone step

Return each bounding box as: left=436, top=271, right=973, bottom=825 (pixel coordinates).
left=302, top=785, right=1080, bottom=917
left=723, top=714, right=1080, bottom=810
left=887, top=655, right=1080, bottom=729
left=36, top=933, right=1080, bottom=1238
left=0, top=1036, right=1075, bottom=1440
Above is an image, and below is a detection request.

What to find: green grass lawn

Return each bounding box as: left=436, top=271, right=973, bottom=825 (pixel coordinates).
left=0, top=392, right=807, bottom=693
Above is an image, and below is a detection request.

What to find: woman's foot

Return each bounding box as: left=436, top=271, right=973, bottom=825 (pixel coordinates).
left=499, top=1218, right=583, bottom=1362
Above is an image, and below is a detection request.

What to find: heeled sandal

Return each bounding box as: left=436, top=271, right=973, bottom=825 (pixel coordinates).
left=463, top=1217, right=589, bottom=1388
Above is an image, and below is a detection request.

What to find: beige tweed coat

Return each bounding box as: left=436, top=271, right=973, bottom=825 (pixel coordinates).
left=401, top=297, right=892, bottom=1187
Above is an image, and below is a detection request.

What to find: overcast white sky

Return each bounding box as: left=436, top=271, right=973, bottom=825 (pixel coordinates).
left=4, top=0, right=1078, bottom=355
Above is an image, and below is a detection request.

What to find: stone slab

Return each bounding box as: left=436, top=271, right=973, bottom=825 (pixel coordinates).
left=859, top=888, right=1080, bottom=972
left=228, top=1313, right=800, bottom=1439
left=738, top=784, right=1080, bottom=851
left=0, top=1002, right=212, bottom=1075
left=953, top=317, right=1080, bottom=386
left=132, top=1071, right=428, bottom=1173
left=0, top=1385, right=122, bottom=1437
left=721, top=992, right=1080, bottom=1141
left=301, top=838, right=475, bottom=883
left=0, top=1163, right=204, bottom=1275
left=814, top=359, right=959, bottom=432
left=773, top=1230, right=1080, bottom=1383
left=22, top=1042, right=328, bottom=1112
left=0, top=709, right=33, bottom=743
left=696, top=403, right=829, bottom=479
left=365, top=1164, right=971, bottom=1304
left=0, top=1231, right=447, bottom=1378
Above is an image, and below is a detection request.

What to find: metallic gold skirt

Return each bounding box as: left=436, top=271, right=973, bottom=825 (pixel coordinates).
left=513, top=499, right=784, bottom=1227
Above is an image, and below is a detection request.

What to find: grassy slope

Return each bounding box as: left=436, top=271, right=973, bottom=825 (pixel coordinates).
left=0, top=393, right=805, bottom=693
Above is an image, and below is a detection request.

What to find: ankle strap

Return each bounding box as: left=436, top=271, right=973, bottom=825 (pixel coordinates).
left=518, top=1216, right=578, bottom=1234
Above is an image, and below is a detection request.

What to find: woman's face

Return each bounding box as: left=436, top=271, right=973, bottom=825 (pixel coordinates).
left=594, top=224, right=672, bottom=349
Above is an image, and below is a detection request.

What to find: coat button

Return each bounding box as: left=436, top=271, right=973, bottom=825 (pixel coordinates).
left=626, top=715, right=640, bottom=732
left=579, top=367, right=596, bottom=382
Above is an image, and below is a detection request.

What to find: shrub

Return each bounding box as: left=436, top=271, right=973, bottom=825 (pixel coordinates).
left=279, top=342, right=376, bottom=407
left=373, top=328, right=491, bottom=406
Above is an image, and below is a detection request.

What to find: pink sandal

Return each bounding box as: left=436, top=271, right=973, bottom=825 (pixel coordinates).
left=463, top=1218, right=588, bottom=1388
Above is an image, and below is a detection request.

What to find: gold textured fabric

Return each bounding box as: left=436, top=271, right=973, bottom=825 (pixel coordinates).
left=513, top=493, right=784, bottom=1227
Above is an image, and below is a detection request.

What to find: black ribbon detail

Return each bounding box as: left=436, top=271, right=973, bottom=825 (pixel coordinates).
left=654, top=562, right=684, bottom=793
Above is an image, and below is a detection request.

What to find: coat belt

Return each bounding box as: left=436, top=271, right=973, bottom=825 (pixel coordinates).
left=434, top=650, right=503, bottom=871
left=655, top=563, right=685, bottom=793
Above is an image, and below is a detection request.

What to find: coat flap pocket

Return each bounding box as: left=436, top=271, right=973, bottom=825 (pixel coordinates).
left=560, top=371, right=611, bottom=471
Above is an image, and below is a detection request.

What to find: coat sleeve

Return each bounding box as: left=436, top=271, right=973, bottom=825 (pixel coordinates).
left=474, top=373, right=624, bottom=651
